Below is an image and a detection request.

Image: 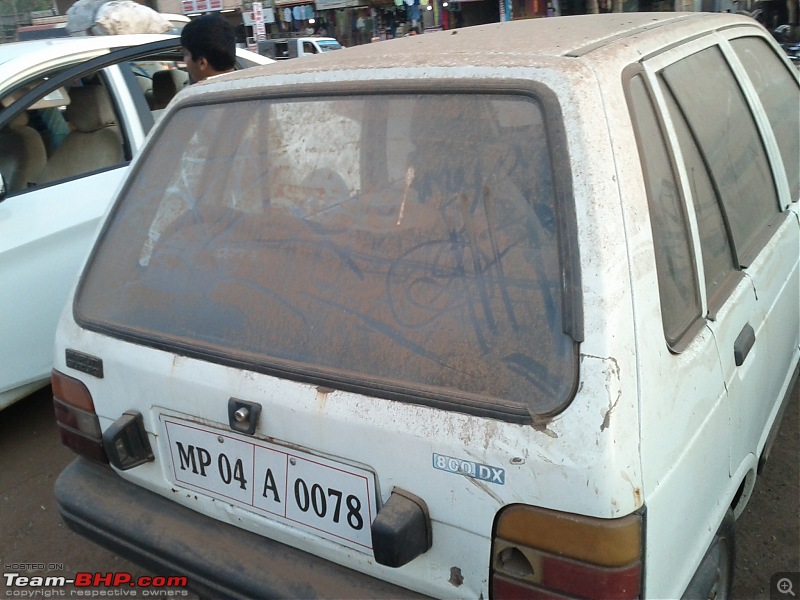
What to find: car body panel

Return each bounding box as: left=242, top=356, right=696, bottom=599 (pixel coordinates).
left=1, top=169, right=124, bottom=409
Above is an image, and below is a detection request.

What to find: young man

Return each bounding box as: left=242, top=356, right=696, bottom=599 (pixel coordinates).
left=180, top=14, right=236, bottom=83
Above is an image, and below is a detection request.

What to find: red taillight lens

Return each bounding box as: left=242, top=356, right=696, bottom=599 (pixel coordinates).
left=52, top=368, right=108, bottom=464
left=491, top=505, right=642, bottom=600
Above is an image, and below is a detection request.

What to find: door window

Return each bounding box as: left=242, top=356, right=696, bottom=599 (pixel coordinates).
left=0, top=41, right=201, bottom=199
left=731, top=36, right=800, bottom=203
left=0, top=72, right=128, bottom=193
left=660, top=46, right=780, bottom=266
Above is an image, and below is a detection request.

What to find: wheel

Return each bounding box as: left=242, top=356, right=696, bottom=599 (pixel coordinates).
left=683, top=508, right=736, bottom=600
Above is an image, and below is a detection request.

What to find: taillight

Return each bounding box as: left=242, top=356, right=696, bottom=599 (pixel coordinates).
left=52, top=368, right=108, bottom=464
left=491, top=505, right=642, bottom=600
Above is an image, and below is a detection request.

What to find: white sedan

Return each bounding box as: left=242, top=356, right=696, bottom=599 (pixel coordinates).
left=0, top=35, right=272, bottom=410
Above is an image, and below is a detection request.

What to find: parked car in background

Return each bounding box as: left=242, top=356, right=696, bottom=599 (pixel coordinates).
left=0, top=35, right=272, bottom=411
left=51, top=13, right=798, bottom=600
left=780, top=41, right=800, bottom=65
left=771, top=24, right=800, bottom=66
left=257, top=36, right=343, bottom=59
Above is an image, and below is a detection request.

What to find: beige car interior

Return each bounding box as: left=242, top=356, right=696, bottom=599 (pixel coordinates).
left=150, top=69, right=189, bottom=120
left=0, top=86, right=70, bottom=192
left=0, top=111, right=47, bottom=192
left=38, top=85, right=124, bottom=184
left=0, top=80, right=126, bottom=193
left=152, top=69, right=188, bottom=109
left=0, top=60, right=192, bottom=196
left=132, top=66, right=189, bottom=121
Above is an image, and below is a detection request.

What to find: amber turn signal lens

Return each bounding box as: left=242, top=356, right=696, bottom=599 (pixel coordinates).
left=495, top=504, right=641, bottom=567
left=52, top=368, right=96, bottom=412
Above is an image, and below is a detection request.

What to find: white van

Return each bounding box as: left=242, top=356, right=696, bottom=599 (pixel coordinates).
left=52, top=13, right=798, bottom=600
left=257, top=36, right=343, bottom=59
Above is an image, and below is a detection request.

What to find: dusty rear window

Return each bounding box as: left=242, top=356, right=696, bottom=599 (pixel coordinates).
left=76, top=93, right=579, bottom=419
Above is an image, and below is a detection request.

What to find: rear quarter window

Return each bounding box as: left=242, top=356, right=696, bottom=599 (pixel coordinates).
left=627, top=75, right=703, bottom=347
left=76, top=92, right=580, bottom=421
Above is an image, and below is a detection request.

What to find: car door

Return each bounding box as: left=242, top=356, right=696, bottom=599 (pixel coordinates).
left=645, top=32, right=800, bottom=481
left=0, top=40, right=184, bottom=409
left=721, top=32, right=800, bottom=472
left=0, top=40, right=272, bottom=410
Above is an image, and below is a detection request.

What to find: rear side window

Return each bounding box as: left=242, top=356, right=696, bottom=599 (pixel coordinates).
left=660, top=45, right=780, bottom=265
left=76, top=93, right=579, bottom=420
left=661, top=87, right=737, bottom=313
left=627, top=75, right=702, bottom=347
left=731, top=36, right=800, bottom=203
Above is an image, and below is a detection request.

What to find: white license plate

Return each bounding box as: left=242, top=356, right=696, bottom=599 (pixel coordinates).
left=162, top=417, right=378, bottom=552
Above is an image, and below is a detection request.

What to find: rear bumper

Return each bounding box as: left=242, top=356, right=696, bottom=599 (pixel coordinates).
left=55, top=458, right=430, bottom=600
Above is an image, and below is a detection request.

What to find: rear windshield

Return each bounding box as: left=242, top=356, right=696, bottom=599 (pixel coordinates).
left=76, top=93, right=579, bottom=419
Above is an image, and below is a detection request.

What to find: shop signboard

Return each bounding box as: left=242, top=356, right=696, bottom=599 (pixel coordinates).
left=309, top=0, right=361, bottom=8
left=181, top=0, right=223, bottom=12
left=253, top=1, right=267, bottom=40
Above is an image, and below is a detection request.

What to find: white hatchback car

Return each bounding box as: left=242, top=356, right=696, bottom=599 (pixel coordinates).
left=0, top=35, right=271, bottom=410
left=51, top=13, right=798, bottom=600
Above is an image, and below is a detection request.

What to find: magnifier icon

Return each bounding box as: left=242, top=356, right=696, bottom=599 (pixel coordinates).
left=778, top=578, right=796, bottom=596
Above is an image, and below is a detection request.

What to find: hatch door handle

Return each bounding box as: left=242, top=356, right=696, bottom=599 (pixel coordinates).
left=734, top=323, right=755, bottom=367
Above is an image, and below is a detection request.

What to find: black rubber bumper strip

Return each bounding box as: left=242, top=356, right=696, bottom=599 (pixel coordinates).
left=55, top=458, right=432, bottom=600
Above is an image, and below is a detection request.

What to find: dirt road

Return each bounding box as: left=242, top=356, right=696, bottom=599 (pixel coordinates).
left=1, top=381, right=798, bottom=598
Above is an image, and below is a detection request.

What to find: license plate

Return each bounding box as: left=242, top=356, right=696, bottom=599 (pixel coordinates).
left=162, top=417, right=378, bottom=552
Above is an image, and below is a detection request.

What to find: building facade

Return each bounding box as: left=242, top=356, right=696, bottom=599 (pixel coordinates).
left=2, top=0, right=790, bottom=47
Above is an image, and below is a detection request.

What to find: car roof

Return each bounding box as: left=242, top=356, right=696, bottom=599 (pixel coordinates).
left=0, top=34, right=176, bottom=70
left=204, top=12, right=761, bottom=88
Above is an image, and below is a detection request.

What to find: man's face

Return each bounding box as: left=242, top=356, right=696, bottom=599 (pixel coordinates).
left=182, top=48, right=207, bottom=83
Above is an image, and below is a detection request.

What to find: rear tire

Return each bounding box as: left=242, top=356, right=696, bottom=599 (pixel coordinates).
left=683, top=508, right=736, bottom=600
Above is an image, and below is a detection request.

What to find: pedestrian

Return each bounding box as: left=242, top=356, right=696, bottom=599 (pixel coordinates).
left=180, top=14, right=236, bottom=83
left=356, top=13, right=365, bottom=43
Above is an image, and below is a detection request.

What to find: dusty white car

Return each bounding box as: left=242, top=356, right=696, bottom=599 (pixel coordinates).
left=52, top=13, right=798, bottom=600
left=0, top=35, right=271, bottom=410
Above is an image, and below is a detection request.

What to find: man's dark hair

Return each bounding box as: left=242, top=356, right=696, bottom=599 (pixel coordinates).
left=181, top=14, right=236, bottom=72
